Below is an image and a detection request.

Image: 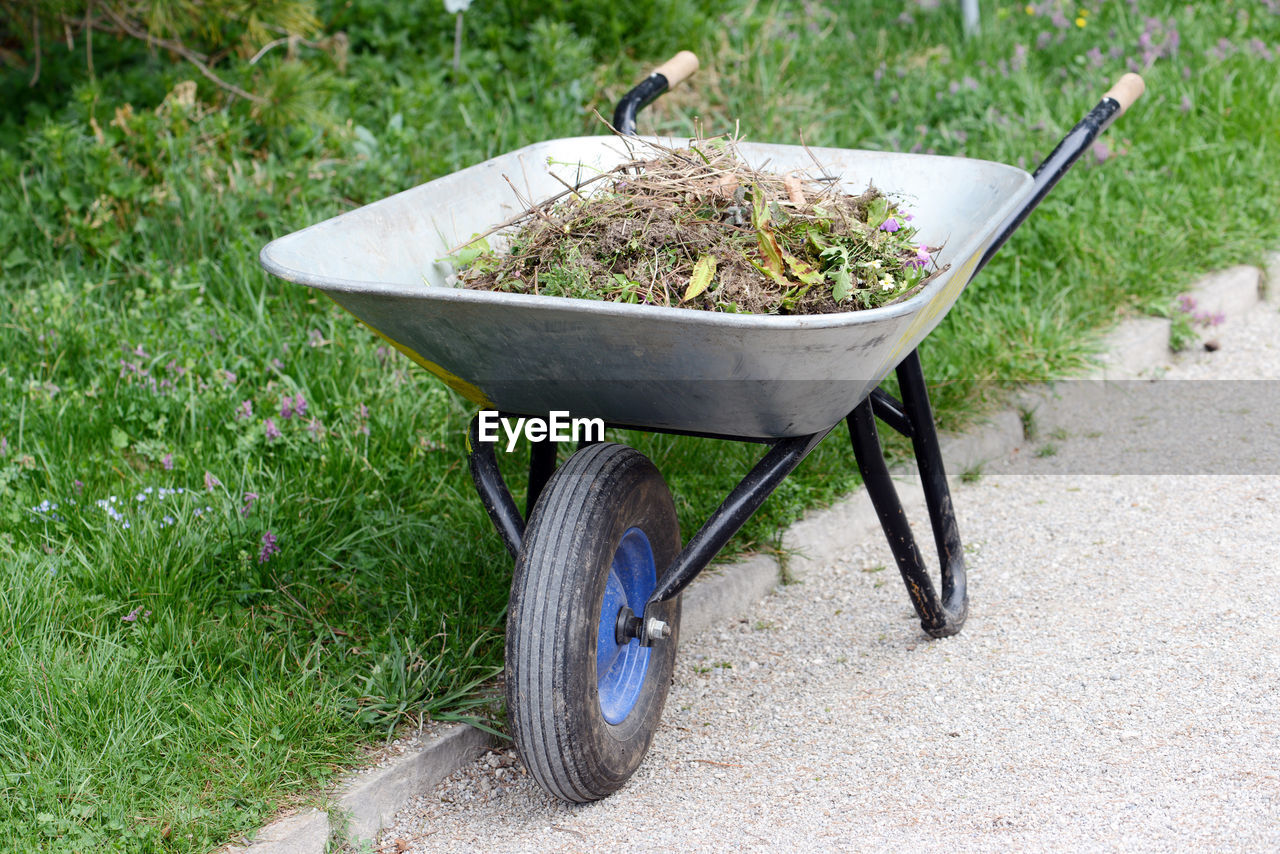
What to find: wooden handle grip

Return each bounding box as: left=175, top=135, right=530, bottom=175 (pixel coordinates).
left=1104, top=73, right=1145, bottom=114
left=653, top=51, right=699, bottom=88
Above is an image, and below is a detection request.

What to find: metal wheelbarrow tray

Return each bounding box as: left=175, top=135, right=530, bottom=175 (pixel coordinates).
left=260, top=57, right=1144, bottom=804
left=262, top=137, right=1028, bottom=439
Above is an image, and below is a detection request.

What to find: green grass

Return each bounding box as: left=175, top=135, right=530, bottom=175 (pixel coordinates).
left=3, top=1, right=1279, bottom=849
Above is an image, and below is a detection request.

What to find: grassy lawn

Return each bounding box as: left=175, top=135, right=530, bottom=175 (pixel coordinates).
left=2, top=0, right=1278, bottom=849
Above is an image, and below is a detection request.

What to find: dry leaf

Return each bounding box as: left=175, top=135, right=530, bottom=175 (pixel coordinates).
left=684, top=255, right=717, bottom=301
left=784, top=173, right=806, bottom=206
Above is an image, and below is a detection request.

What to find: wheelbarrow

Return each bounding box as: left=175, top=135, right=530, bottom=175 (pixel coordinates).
left=259, top=53, right=1144, bottom=803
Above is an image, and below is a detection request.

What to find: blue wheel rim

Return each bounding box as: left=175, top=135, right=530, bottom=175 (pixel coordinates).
left=596, top=527, right=656, bottom=725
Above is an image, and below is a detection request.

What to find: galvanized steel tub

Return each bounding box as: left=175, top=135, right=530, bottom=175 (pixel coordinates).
left=260, top=137, right=1033, bottom=438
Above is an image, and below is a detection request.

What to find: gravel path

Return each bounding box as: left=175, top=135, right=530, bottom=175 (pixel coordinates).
left=377, top=303, right=1280, bottom=852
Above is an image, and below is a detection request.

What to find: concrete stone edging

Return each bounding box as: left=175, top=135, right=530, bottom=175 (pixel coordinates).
left=233, top=259, right=1274, bottom=852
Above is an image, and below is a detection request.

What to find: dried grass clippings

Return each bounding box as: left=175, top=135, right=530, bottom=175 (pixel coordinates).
left=446, top=134, right=945, bottom=316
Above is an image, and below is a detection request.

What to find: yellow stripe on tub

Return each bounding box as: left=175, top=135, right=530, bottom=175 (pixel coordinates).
left=349, top=315, right=493, bottom=408
left=875, top=251, right=981, bottom=380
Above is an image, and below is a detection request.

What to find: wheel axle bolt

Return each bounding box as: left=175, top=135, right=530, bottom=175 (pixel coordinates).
left=645, top=618, right=671, bottom=641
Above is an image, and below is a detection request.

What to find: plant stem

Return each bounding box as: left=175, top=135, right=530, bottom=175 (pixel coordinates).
left=453, top=12, right=463, bottom=72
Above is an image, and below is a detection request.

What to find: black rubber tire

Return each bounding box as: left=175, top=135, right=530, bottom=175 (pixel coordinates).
left=506, top=442, right=682, bottom=803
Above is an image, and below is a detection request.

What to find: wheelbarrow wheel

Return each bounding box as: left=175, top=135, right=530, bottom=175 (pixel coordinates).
left=506, top=442, right=681, bottom=803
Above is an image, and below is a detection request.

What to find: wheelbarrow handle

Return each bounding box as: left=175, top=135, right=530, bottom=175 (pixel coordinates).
left=975, top=72, right=1146, bottom=277
left=612, top=50, right=700, bottom=136
left=1104, top=72, right=1146, bottom=115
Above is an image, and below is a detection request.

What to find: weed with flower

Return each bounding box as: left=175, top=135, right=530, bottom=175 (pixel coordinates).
left=453, top=137, right=941, bottom=314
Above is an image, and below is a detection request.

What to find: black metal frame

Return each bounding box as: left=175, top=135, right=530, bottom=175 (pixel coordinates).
left=466, top=346, right=966, bottom=642
left=463, top=74, right=1137, bottom=648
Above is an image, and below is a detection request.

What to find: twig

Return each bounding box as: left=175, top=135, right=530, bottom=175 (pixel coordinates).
left=443, top=168, right=620, bottom=255
left=884, top=263, right=950, bottom=307
left=248, top=33, right=329, bottom=65
left=547, top=171, right=585, bottom=201
left=502, top=174, right=557, bottom=228
left=693, top=759, right=743, bottom=767
left=248, top=36, right=292, bottom=65
left=95, top=5, right=267, bottom=105
left=84, top=0, right=94, bottom=78
left=29, top=12, right=40, bottom=87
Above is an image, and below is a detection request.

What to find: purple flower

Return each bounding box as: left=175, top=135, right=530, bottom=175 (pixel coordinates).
left=1036, top=31, right=1053, bottom=50
left=265, top=418, right=282, bottom=441
left=236, top=400, right=253, bottom=420
left=1190, top=309, right=1224, bottom=328
left=281, top=396, right=296, bottom=420
left=74, top=479, right=83, bottom=493
left=1209, top=38, right=1234, bottom=61
left=241, top=492, right=259, bottom=518
left=306, top=418, right=324, bottom=438
left=122, top=606, right=151, bottom=623
left=258, top=531, right=280, bottom=564
left=294, top=394, right=308, bottom=418
left=1012, top=44, right=1028, bottom=72
left=907, top=245, right=932, bottom=268
left=1179, top=94, right=1192, bottom=114
left=879, top=217, right=901, bottom=233
left=162, top=453, right=174, bottom=471
left=204, top=471, right=221, bottom=490
left=1086, top=47, right=1103, bottom=69
left=0, top=436, right=7, bottom=457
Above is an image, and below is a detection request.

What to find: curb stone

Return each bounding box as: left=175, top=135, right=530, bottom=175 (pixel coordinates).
left=1091, top=316, right=1172, bottom=380
left=1185, top=265, right=1263, bottom=323
left=235, top=261, right=1269, bottom=853
left=1265, top=251, right=1280, bottom=305
left=681, top=554, right=784, bottom=638
left=1014, top=264, right=1263, bottom=441
left=228, top=810, right=329, bottom=854
left=337, top=725, right=493, bottom=847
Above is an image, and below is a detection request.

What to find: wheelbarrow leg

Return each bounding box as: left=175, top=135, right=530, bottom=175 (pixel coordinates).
left=848, top=349, right=968, bottom=638
left=467, top=416, right=524, bottom=559
left=526, top=437, right=558, bottom=517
